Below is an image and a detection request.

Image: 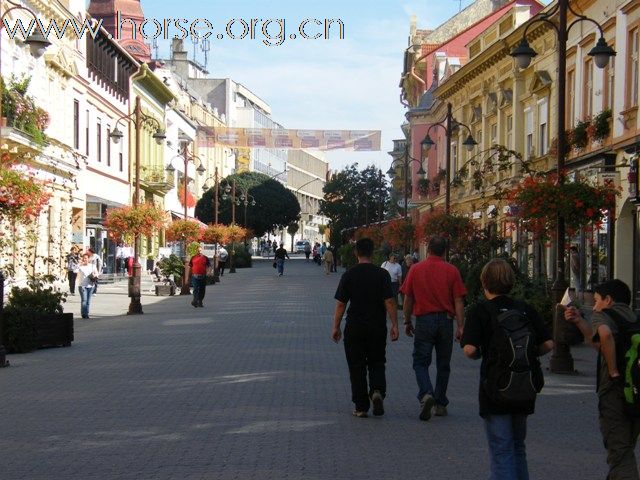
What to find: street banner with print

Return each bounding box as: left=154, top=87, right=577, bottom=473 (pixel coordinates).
left=197, top=127, right=381, bottom=151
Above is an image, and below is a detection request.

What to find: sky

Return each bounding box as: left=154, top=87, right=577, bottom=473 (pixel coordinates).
left=139, top=0, right=476, bottom=172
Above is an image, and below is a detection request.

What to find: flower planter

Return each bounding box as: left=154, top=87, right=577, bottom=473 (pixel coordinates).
left=155, top=284, right=175, bottom=296
left=34, top=313, right=74, bottom=348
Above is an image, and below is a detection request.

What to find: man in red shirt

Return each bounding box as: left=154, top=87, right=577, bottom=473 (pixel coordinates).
left=401, top=236, right=467, bottom=421
left=189, top=247, right=211, bottom=308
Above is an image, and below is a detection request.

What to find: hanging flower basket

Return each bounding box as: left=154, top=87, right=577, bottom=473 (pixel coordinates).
left=382, top=218, right=415, bottom=250
left=203, top=223, right=230, bottom=244
left=165, top=219, right=203, bottom=243
left=417, top=178, right=430, bottom=197
left=104, top=204, right=168, bottom=243
left=416, top=210, right=476, bottom=255
left=226, top=224, right=248, bottom=243
left=353, top=225, right=384, bottom=247
left=507, top=174, right=619, bottom=240
left=0, top=168, right=51, bottom=224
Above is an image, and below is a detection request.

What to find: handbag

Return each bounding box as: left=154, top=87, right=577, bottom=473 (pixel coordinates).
left=273, top=261, right=277, bottom=269
left=88, top=273, right=98, bottom=283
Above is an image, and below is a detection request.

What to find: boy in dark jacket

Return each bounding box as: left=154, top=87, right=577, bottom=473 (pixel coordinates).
left=565, top=279, right=640, bottom=480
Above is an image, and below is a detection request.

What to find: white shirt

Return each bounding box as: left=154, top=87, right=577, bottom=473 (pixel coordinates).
left=78, top=264, right=99, bottom=288
left=382, top=261, right=403, bottom=283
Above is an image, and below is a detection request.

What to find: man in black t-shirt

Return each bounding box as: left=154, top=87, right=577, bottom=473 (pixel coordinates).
left=462, top=259, right=553, bottom=480
left=332, top=238, right=399, bottom=418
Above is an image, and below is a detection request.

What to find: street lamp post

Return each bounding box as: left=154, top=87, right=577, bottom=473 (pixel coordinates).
left=166, top=141, right=206, bottom=295
left=295, top=177, right=321, bottom=244
left=510, top=0, right=615, bottom=373
left=387, top=143, right=427, bottom=255
left=109, top=96, right=166, bottom=315
left=0, top=0, right=51, bottom=368
left=421, top=103, right=477, bottom=214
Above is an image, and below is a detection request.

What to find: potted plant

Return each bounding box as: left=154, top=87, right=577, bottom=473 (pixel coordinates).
left=571, top=119, right=590, bottom=150
left=155, top=254, right=184, bottom=295
left=3, top=275, right=72, bottom=353
left=417, top=178, right=430, bottom=197
left=592, top=109, right=612, bottom=142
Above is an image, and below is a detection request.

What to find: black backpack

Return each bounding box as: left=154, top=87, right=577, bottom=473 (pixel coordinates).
left=483, top=301, right=544, bottom=405
left=601, top=309, right=640, bottom=417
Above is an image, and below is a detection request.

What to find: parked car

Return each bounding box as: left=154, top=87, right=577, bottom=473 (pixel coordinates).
left=295, top=241, right=310, bottom=253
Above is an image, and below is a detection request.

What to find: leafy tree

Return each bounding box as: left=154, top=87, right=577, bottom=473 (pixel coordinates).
left=195, top=171, right=300, bottom=237
left=319, top=164, right=388, bottom=246
left=287, top=222, right=299, bottom=251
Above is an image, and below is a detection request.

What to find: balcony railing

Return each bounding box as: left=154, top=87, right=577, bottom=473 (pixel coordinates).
left=141, top=166, right=174, bottom=192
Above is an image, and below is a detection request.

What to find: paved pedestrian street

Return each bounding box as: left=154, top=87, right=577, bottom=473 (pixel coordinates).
left=0, top=259, right=623, bottom=479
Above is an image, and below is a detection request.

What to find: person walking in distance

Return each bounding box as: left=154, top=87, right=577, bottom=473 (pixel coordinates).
left=564, top=279, right=640, bottom=479
left=87, top=247, right=102, bottom=295
left=304, top=241, right=312, bottom=262
left=323, top=247, right=334, bottom=275
left=399, top=254, right=414, bottom=308
left=65, top=246, right=80, bottom=295
left=401, top=236, right=467, bottom=420
left=77, top=253, right=99, bottom=319
left=381, top=253, right=402, bottom=305
left=332, top=238, right=399, bottom=418
left=462, top=259, right=553, bottom=480
left=218, top=246, right=229, bottom=276
left=330, top=244, right=338, bottom=272
left=189, top=247, right=211, bottom=308
left=275, top=243, right=290, bottom=276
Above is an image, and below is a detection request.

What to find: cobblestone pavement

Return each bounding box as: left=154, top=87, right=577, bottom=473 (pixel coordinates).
left=0, top=256, right=622, bottom=479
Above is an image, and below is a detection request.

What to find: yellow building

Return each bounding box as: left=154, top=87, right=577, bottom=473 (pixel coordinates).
left=430, top=0, right=633, bottom=294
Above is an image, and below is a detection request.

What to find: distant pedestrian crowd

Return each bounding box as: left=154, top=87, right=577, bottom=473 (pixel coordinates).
left=332, top=236, right=640, bottom=480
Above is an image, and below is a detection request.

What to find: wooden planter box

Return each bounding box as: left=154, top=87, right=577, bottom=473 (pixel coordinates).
left=155, top=284, right=175, bottom=296
left=35, top=313, right=74, bottom=348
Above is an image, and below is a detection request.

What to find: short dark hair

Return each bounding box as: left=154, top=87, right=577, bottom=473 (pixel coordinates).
left=87, top=247, right=95, bottom=254
left=355, top=238, right=374, bottom=258
left=427, top=236, right=447, bottom=257
left=480, top=258, right=516, bottom=295
left=594, top=279, right=631, bottom=305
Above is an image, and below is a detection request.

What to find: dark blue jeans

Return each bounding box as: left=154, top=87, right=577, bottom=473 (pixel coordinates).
left=484, top=414, right=529, bottom=480
left=191, top=274, right=206, bottom=304
left=276, top=258, right=285, bottom=274
left=412, top=312, right=453, bottom=405
left=78, top=286, right=94, bottom=318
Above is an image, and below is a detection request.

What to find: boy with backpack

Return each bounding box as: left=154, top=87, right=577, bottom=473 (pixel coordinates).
left=564, top=279, right=640, bottom=479
left=462, top=259, right=553, bottom=479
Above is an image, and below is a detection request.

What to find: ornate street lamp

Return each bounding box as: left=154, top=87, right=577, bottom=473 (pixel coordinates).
left=421, top=103, right=476, bottom=214
left=510, top=0, right=615, bottom=374
left=109, top=96, right=166, bottom=315
left=165, top=141, right=206, bottom=295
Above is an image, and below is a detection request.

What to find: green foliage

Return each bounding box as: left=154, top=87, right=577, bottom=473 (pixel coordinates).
left=230, top=243, right=252, bottom=268
left=187, top=241, right=201, bottom=258
left=3, top=275, right=67, bottom=353
left=320, top=164, right=388, bottom=246
left=572, top=119, right=590, bottom=150
left=157, top=254, right=184, bottom=278
left=338, top=243, right=356, bottom=269
left=592, top=109, right=612, bottom=141
left=195, top=171, right=300, bottom=237
left=0, top=75, right=48, bottom=146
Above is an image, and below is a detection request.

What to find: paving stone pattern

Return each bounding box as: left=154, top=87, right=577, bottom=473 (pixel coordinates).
left=0, top=257, right=622, bottom=479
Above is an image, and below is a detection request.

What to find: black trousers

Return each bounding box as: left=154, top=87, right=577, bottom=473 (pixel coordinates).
left=67, top=271, right=77, bottom=293
left=343, top=322, right=387, bottom=412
